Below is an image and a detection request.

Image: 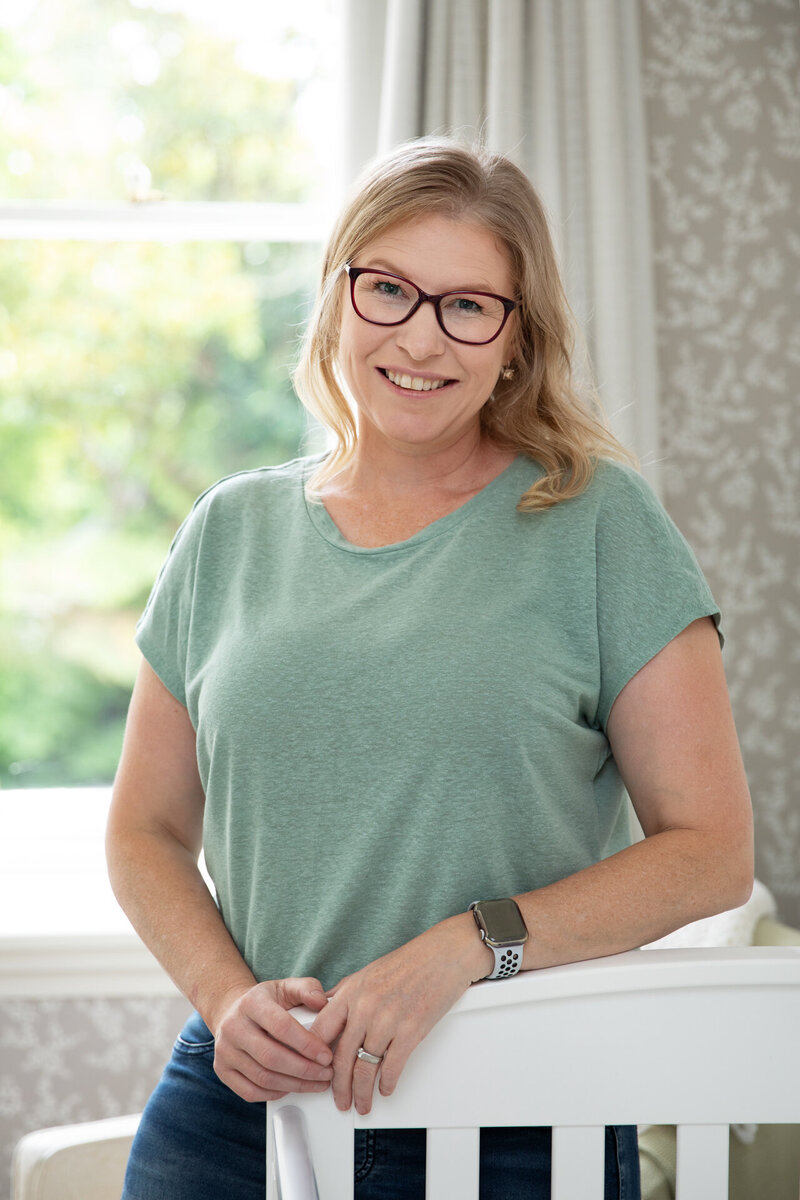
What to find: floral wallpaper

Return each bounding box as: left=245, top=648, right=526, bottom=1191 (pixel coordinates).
left=3, top=3, right=798, bottom=1196
left=640, top=0, right=800, bottom=932
left=2, top=995, right=190, bottom=1198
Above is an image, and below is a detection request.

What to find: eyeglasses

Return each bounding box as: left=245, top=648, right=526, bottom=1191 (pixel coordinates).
left=343, top=263, right=517, bottom=346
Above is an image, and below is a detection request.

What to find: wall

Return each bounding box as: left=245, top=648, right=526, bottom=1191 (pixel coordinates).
left=1, top=992, right=190, bottom=1200
left=0, top=791, right=193, bottom=1197
left=640, top=0, right=800, bottom=928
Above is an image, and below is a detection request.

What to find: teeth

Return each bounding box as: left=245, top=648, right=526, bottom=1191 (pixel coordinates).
left=385, top=370, right=448, bottom=392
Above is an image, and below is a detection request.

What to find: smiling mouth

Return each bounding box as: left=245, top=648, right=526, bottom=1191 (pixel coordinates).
left=380, top=369, right=453, bottom=392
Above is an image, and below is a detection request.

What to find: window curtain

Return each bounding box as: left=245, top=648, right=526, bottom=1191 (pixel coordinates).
left=342, top=0, right=660, bottom=484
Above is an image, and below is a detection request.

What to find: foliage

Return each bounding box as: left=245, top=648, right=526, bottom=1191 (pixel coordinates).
left=0, top=0, right=330, bottom=203
left=0, top=0, right=330, bottom=786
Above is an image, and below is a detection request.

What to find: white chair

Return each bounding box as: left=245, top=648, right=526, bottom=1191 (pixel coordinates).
left=266, top=947, right=800, bottom=1200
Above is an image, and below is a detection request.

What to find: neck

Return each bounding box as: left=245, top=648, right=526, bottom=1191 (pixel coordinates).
left=336, top=428, right=512, bottom=501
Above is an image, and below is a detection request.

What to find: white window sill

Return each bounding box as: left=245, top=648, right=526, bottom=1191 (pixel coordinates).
left=0, top=934, right=181, bottom=998
left=0, top=787, right=181, bottom=998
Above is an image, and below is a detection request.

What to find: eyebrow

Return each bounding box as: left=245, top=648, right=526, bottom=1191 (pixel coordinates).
left=362, top=258, right=504, bottom=296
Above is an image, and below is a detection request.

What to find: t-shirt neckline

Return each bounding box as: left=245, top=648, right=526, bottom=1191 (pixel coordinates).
left=302, top=454, right=532, bottom=555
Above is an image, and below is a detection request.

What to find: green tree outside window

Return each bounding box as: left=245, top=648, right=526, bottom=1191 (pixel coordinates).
left=1, top=0, right=336, bottom=786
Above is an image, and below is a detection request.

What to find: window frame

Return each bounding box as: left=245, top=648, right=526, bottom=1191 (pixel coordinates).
left=0, top=200, right=334, bottom=243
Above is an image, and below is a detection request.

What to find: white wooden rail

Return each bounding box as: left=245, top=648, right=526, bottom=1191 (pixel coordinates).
left=266, top=947, right=800, bottom=1199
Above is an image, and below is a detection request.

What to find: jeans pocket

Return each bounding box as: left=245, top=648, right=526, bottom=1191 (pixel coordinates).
left=174, top=1011, right=216, bottom=1056
left=353, top=1130, right=376, bottom=1182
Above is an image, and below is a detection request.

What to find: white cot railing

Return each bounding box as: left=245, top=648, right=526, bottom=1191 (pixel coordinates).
left=266, top=947, right=800, bottom=1200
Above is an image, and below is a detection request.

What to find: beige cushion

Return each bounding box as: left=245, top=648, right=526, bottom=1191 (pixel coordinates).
left=640, top=1122, right=800, bottom=1200
left=12, top=1113, right=140, bottom=1200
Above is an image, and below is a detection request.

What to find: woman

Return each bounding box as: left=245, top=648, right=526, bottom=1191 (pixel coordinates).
left=108, top=138, right=753, bottom=1199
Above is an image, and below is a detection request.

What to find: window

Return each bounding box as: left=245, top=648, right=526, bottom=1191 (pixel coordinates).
left=1, top=0, right=341, bottom=792
left=0, top=0, right=341, bottom=954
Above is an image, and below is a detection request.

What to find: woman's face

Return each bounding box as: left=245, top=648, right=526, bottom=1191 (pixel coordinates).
left=336, top=213, right=516, bottom=459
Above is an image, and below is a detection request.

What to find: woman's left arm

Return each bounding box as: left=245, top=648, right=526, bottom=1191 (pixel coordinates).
left=313, top=616, right=754, bottom=1113
left=510, top=614, right=754, bottom=970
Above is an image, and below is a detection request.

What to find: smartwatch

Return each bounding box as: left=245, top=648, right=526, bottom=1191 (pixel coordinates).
left=468, top=898, right=529, bottom=980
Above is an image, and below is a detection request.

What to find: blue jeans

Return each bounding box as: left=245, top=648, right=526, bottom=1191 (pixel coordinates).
left=122, top=1012, right=641, bottom=1199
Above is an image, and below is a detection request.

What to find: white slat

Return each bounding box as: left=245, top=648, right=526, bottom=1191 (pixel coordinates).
left=426, top=1127, right=480, bottom=1200
left=675, top=1124, right=729, bottom=1200
left=550, top=1125, right=605, bottom=1200
left=267, top=1093, right=354, bottom=1200
left=271, top=1107, right=319, bottom=1200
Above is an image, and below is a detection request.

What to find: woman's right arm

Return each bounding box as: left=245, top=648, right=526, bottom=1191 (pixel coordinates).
left=106, top=657, right=334, bottom=1101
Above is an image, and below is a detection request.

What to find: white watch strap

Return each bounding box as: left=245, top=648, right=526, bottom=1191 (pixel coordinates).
left=486, top=943, right=523, bottom=979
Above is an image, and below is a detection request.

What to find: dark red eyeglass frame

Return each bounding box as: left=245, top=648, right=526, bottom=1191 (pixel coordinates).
left=343, top=263, right=518, bottom=345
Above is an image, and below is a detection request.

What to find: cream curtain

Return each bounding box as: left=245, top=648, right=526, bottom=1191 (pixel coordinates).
left=342, top=0, right=660, bottom=483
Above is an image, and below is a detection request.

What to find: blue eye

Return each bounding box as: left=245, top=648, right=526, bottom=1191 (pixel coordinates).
left=443, top=295, right=484, bottom=317
left=374, top=280, right=404, bottom=298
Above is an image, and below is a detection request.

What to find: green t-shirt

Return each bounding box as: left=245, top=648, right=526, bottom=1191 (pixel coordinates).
left=136, top=454, right=719, bottom=990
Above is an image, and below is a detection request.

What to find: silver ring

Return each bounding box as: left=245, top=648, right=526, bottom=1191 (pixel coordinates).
left=356, top=1046, right=384, bottom=1065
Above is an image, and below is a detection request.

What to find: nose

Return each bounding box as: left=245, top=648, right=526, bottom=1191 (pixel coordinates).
left=394, top=300, right=447, bottom=360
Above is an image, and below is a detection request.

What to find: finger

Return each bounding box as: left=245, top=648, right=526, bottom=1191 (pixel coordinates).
left=370, top=1023, right=420, bottom=1102
left=331, top=1024, right=388, bottom=1114
left=217, top=1062, right=332, bottom=1104
left=351, top=1046, right=387, bottom=1116
left=330, top=1032, right=357, bottom=1111
left=243, top=1025, right=334, bottom=1083
left=243, top=1057, right=332, bottom=1096
left=324, top=974, right=351, bottom=1000
left=277, top=977, right=328, bottom=1012
left=249, top=1001, right=333, bottom=1067
left=376, top=1039, right=409, bottom=1098
left=219, top=1041, right=332, bottom=1094
left=309, top=993, right=349, bottom=1047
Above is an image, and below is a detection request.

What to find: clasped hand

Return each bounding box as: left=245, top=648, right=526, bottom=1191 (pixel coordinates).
left=212, top=978, right=334, bottom=1103
left=212, top=917, right=483, bottom=1113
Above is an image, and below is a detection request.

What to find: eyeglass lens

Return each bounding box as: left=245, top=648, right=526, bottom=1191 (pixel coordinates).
left=351, top=271, right=508, bottom=344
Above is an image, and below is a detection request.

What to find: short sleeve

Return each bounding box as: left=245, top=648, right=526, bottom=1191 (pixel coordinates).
left=135, top=497, right=208, bottom=707
left=594, top=465, right=721, bottom=730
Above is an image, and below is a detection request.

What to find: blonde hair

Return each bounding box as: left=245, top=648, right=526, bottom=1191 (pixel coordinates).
left=294, top=137, right=634, bottom=510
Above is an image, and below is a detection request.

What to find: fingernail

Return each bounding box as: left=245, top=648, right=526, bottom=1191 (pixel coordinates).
left=316, top=1051, right=332, bottom=1065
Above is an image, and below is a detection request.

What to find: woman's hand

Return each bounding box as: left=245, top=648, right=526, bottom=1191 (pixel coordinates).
left=211, top=978, right=335, bottom=1103
left=310, top=913, right=490, bottom=1116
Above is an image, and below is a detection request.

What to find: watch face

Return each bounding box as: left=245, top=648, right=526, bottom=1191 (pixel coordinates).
left=475, top=899, right=528, bottom=946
